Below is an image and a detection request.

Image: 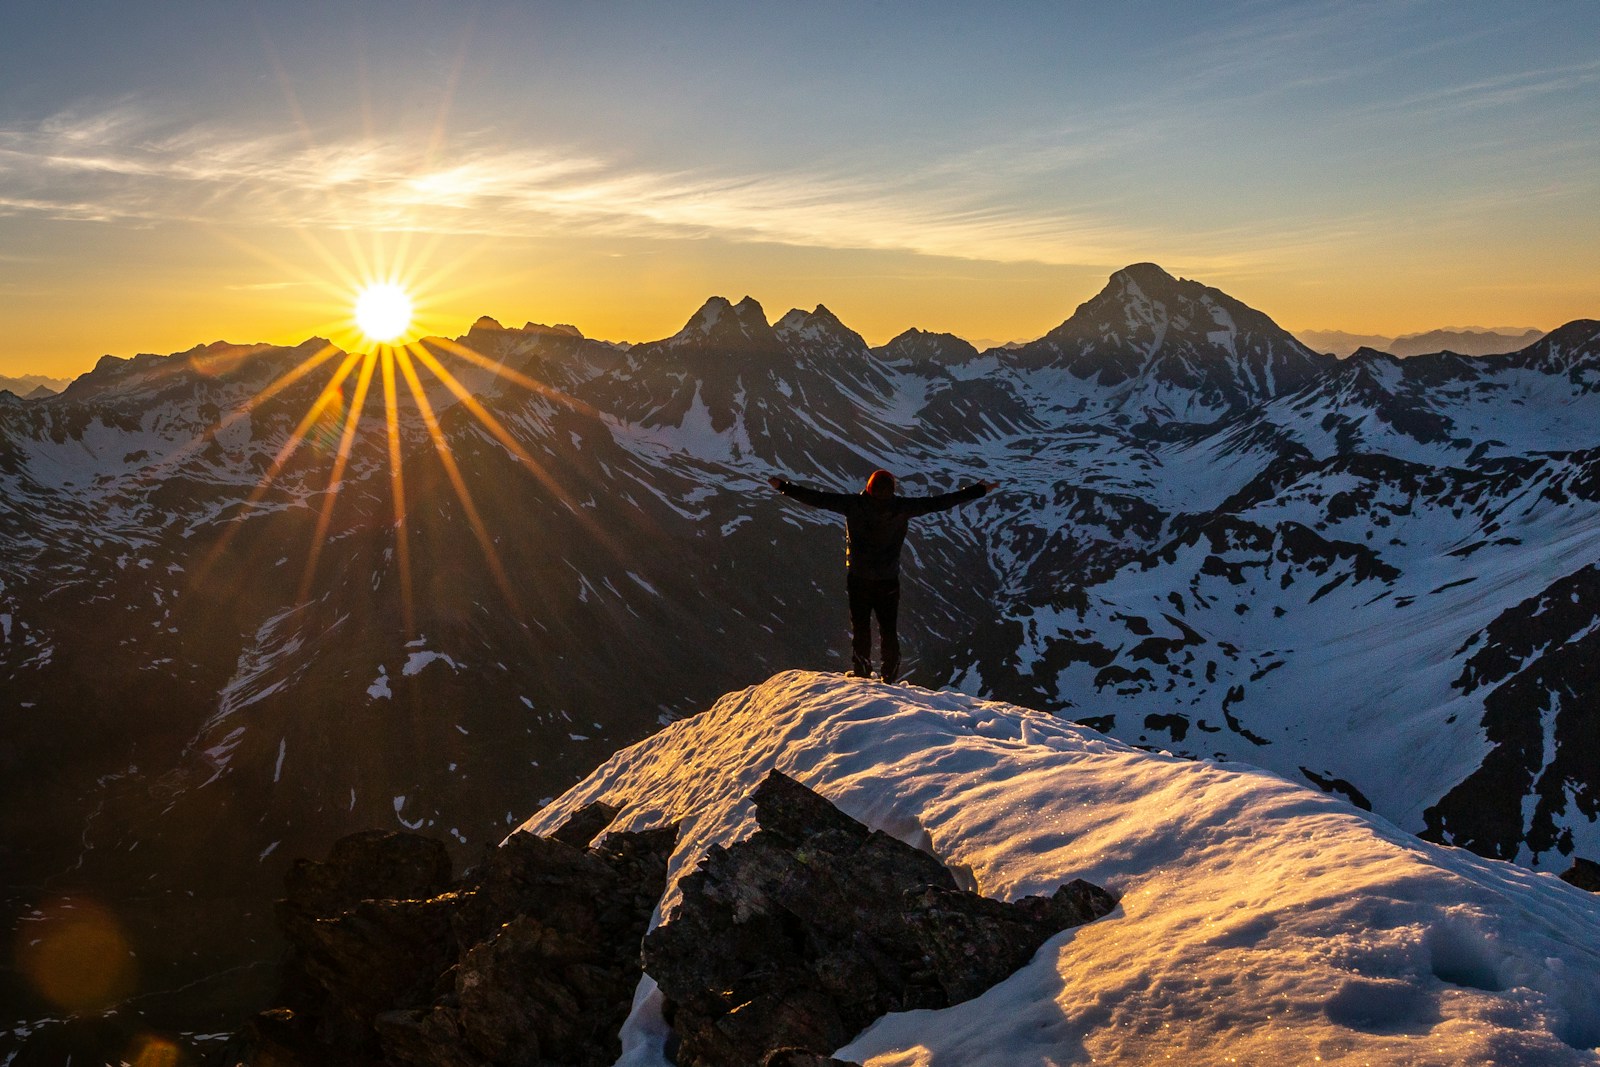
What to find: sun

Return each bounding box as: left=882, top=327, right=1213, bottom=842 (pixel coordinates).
left=354, top=283, right=413, bottom=342
left=201, top=240, right=603, bottom=633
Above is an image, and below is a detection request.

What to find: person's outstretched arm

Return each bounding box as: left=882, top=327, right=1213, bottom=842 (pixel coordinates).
left=905, top=479, right=999, bottom=516
left=768, top=475, right=857, bottom=514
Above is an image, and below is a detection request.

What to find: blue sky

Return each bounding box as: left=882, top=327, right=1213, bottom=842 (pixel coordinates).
left=2, top=1, right=1597, bottom=374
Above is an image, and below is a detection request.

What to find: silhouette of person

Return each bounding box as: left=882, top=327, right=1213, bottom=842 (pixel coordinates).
left=768, top=469, right=997, bottom=682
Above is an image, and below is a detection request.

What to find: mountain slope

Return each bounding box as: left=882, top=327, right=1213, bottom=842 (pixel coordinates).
left=524, top=671, right=1600, bottom=1066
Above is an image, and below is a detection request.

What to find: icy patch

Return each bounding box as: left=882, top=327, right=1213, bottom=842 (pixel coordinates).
left=210, top=606, right=306, bottom=726
left=393, top=795, right=425, bottom=831
left=403, top=650, right=461, bottom=677
left=367, top=666, right=392, bottom=700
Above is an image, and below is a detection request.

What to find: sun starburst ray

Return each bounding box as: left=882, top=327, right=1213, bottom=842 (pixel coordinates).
left=393, top=346, right=520, bottom=611
left=247, top=351, right=366, bottom=508
left=405, top=344, right=541, bottom=467
left=192, top=350, right=366, bottom=585
left=299, top=351, right=380, bottom=601
left=119, top=342, right=339, bottom=491
left=408, top=339, right=626, bottom=557
left=240, top=342, right=346, bottom=413
left=380, top=350, right=416, bottom=633
left=425, top=335, right=604, bottom=415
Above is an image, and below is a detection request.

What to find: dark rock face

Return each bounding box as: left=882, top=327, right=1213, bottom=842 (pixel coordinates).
left=1561, top=857, right=1600, bottom=893
left=761, top=1051, right=864, bottom=1067
left=224, top=806, right=675, bottom=1067
left=1423, top=563, right=1600, bottom=860
left=642, top=771, right=1118, bottom=1067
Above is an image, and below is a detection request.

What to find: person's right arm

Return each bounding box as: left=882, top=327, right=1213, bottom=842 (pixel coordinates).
left=769, top=476, right=856, bottom=514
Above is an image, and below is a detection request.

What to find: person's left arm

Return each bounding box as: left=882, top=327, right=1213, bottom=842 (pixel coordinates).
left=906, top=480, right=998, bottom=516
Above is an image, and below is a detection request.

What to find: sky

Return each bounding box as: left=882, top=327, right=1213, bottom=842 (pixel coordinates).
left=2, top=1, right=1597, bottom=378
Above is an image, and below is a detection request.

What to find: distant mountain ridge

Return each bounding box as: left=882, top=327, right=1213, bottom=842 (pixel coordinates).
left=0, top=372, right=72, bottom=397
left=1297, top=326, right=1546, bottom=358
left=2, top=261, right=1597, bottom=1056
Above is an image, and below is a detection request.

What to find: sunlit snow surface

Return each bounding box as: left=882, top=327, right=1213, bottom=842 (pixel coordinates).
left=521, top=671, right=1600, bottom=1067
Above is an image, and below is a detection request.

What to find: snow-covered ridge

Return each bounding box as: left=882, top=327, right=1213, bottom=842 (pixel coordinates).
left=522, top=671, right=1600, bottom=1066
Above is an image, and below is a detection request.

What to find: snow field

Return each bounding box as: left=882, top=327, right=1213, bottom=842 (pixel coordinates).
left=520, top=671, right=1600, bottom=1066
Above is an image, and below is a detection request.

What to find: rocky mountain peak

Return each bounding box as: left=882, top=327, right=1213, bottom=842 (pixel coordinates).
left=665, top=295, right=781, bottom=354
left=877, top=328, right=980, bottom=366
left=1515, top=318, right=1600, bottom=373
left=1107, top=261, right=1181, bottom=296
left=522, top=322, right=583, bottom=338
left=773, top=304, right=869, bottom=355
left=1346, top=346, right=1402, bottom=364
left=1003, top=262, right=1329, bottom=413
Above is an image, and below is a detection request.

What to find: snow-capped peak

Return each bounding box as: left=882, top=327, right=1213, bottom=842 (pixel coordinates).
left=773, top=304, right=870, bottom=355
left=1002, top=262, right=1330, bottom=416
left=662, top=295, right=781, bottom=353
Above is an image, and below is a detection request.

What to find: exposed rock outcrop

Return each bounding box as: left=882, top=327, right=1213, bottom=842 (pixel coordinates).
left=220, top=776, right=1116, bottom=1067
left=220, top=808, right=673, bottom=1067
left=642, top=771, right=1118, bottom=1067
left=1561, top=856, right=1600, bottom=893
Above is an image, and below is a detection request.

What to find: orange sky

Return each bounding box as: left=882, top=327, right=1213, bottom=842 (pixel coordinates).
left=3, top=3, right=1596, bottom=379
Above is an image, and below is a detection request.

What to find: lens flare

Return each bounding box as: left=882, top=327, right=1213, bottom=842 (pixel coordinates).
left=354, top=283, right=413, bottom=342
left=127, top=1035, right=182, bottom=1067
left=17, top=898, right=137, bottom=1012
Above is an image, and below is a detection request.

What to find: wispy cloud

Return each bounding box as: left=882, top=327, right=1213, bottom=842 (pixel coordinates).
left=1356, top=58, right=1600, bottom=120
left=0, top=102, right=1261, bottom=271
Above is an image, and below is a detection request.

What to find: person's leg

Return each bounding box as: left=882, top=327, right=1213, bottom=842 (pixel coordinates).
left=846, top=575, right=873, bottom=676
left=876, top=579, right=901, bottom=682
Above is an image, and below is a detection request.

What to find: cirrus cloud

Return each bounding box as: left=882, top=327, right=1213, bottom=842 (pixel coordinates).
left=0, top=102, right=1265, bottom=273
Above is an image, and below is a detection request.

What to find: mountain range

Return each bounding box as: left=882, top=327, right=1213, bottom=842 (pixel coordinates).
left=1295, top=326, right=1546, bottom=358
left=0, top=373, right=71, bottom=399
left=2, top=261, right=1597, bottom=1055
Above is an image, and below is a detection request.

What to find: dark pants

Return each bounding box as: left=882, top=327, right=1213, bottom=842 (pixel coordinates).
left=847, top=574, right=900, bottom=681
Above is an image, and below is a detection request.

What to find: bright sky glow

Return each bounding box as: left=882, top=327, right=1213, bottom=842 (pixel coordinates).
left=354, top=284, right=413, bottom=343
left=1, top=1, right=1597, bottom=377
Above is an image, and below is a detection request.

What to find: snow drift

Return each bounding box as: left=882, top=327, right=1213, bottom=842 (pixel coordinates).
left=521, top=670, right=1600, bottom=1066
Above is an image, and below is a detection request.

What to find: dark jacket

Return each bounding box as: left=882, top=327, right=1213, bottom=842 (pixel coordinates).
left=776, top=480, right=987, bottom=580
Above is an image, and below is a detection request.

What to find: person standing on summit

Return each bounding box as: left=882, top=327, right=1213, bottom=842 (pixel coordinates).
left=768, top=470, right=997, bottom=682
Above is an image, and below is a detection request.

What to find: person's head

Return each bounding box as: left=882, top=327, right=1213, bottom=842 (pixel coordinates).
left=865, top=469, right=896, bottom=499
